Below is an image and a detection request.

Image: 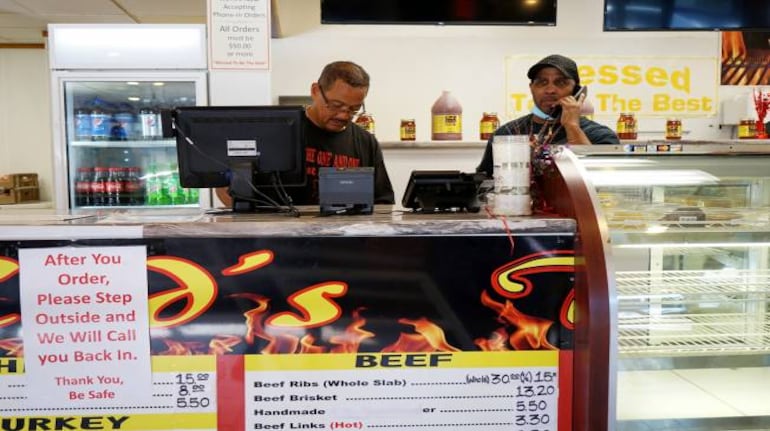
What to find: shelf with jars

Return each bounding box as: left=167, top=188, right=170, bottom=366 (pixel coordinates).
left=379, top=140, right=487, bottom=149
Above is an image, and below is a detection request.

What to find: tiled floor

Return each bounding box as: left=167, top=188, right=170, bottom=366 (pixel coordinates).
left=617, top=367, right=770, bottom=428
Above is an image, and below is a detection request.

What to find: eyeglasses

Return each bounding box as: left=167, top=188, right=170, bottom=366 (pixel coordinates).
left=319, top=86, right=365, bottom=116
left=531, top=77, right=574, bottom=89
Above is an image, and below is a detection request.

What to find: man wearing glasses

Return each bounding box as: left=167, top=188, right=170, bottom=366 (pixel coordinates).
left=217, top=61, right=394, bottom=208
left=303, top=61, right=394, bottom=204
left=477, top=54, right=618, bottom=176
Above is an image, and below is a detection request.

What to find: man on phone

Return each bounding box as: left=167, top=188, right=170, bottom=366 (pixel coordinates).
left=477, top=54, right=618, bottom=176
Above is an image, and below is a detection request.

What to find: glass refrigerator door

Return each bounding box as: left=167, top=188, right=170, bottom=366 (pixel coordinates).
left=63, top=80, right=199, bottom=209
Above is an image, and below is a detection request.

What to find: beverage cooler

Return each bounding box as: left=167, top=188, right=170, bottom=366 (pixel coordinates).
left=48, top=24, right=210, bottom=211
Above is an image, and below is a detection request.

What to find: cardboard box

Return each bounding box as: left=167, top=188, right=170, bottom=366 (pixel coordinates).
left=0, top=187, right=39, bottom=205
left=0, top=173, right=40, bottom=204
left=0, top=173, right=38, bottom=190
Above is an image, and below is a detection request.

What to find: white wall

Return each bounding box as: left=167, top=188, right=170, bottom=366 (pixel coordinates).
left=270, top=0, right=730, bottom=143
left=0, top=48, right=53, bottom=202
left=0, top=0, right=764, bottom=207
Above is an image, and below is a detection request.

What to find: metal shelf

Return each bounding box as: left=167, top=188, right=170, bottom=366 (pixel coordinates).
left=618, top=313, right=770, bottom=356
left=617, top=270, right=770, bottom=357
left=71, top=139, right=175, bottom=148
left=616, top=270, right=770, bottom=297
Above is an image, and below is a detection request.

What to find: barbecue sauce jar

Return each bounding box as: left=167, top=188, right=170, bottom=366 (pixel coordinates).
left=479, top=112, right=500, bottom=140
left=665, top=118, right=682, bottom=140
left=355, top=113, right=375, bottom=135
left=400, top=119, right=416, bottom=141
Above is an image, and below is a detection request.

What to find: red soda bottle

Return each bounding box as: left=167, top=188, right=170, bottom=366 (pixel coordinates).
left=105, top=167, right=123, bottom=206
left=75, top=167, right=93, bottom=207
left=125, top=167, right=144, bottom=205
left=90, top=166, right=108, bottom=206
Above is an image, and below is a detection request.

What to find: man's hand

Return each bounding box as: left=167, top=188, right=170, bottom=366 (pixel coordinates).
left=558, top=91, right=586, bottom=128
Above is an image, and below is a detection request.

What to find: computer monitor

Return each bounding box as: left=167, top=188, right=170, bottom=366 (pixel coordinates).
left=171, top=106, right=306, bottom=212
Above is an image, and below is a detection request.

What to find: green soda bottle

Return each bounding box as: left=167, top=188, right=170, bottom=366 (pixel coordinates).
left=167, top=163, right=185, bottom=205
left=184, top=187, right=199, bottom=205
left=157, top=164, right=172, bottom=206
left=145, top=163, right=161, bottom=206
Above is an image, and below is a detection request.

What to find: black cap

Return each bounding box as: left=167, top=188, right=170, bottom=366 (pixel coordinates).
left=527, top=54, right=580, bottom=86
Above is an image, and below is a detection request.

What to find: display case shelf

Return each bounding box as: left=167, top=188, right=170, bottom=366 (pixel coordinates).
left=71, top=140, right=175, bottom=148
left=616, top=269, right=770, bottom=296
left=618, top=314, right=770, bottom=356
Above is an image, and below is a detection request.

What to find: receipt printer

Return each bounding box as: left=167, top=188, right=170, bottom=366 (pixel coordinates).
left=319, top=167, right=374, bottom=215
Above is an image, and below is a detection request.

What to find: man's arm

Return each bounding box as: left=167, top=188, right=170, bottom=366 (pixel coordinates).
left=371, top=137, right=395, bottom=204
left=215, top=187, right=232, bottom=207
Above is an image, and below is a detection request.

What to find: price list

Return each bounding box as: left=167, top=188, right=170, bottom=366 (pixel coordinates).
left=0, top=356, right=217, bottom=430
left=245, top=351, right=558, bottom=431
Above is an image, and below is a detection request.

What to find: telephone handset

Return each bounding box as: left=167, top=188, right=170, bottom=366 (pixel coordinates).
left=549, top=84, right=586, bottom=119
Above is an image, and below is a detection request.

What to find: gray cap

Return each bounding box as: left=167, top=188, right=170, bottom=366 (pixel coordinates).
left=527, top=54, right=580, bottom=86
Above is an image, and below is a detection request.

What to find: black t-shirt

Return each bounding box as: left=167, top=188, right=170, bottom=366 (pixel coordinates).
left=287, top=116, right=395, bottom=205
left=476, top=114, right=619, bottom=176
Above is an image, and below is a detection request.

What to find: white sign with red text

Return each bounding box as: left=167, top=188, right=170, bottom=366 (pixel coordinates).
left=19, top=246, right=151, bottom=407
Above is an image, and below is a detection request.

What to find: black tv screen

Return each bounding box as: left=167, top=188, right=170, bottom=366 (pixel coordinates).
left=321, top=0, right=557, bottom=26
left=604, top=0, right=770, bottom=31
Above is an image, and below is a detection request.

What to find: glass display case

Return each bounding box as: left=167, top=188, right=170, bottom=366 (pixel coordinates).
left=573, top=142, right=770, bottom=431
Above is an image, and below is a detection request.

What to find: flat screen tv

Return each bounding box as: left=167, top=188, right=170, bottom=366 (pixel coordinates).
left=604, top=0, right=770, bottom=31
left=321, top=0, right=557, bottom=26
left=171, top=106, right=306, bottom=213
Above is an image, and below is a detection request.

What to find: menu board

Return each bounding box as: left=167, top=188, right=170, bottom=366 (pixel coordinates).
left=0, top=234, right=575, bottom=430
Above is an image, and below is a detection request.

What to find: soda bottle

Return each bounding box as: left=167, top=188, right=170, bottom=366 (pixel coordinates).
left=111, top=103, right=134, bottom=141
left=90, top=166, right=109, bottom=206
left=139, top=100, right=160, bottom=140
left=74, top=167, right=93, bottom=206
left=184, top=187, right=199, bottom=205
left=74, top=107, right=92, bottom=141
left=145, top=163, right=161, bottom=205
left=124, top=167, right=144, bottom=205
left=90, top=98, right=111, bottom=141
left=105, top=167, right=124, bottom=206
left=165, top=163, right=184, bottom=205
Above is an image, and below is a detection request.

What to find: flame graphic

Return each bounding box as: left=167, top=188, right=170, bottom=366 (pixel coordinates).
left=209, top=335, right=242, bottom=355
left=475, top=328, right=510, bottom=352
left=476, top=290, right=556, bottom=350
left=382, top=317, right=460, bottom=353
left=329, top=308, right=374, bottom=353
left=299, top=334, right=326, bottom=354
left=157, top=339, right=208, bottom=355
left=0, top=337, right=23, bottom=356
left=228, top=292, right=270, bottom=345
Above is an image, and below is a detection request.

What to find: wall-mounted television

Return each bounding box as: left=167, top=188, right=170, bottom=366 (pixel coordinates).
left=321, top=0, right=557, bottom=26
left=604, top=0, right=770, bottom=31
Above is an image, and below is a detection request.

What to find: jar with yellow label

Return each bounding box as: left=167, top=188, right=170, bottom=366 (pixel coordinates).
left=355, top=113, right=375, bottom=135
left=739, top=119, right=756, bottom=139
left=616, top=113, right=628, bottom=138
left=479, top=112, right=500, bottom=140
left=665, top=118, right=682, bottom=140
left=617, top=113, right=638, bottom=140
left=400, top=119, right=416, bottom=141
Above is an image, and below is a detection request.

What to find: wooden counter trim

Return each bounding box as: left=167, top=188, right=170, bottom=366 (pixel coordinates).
left=545, top=148, right=615, bottom=431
